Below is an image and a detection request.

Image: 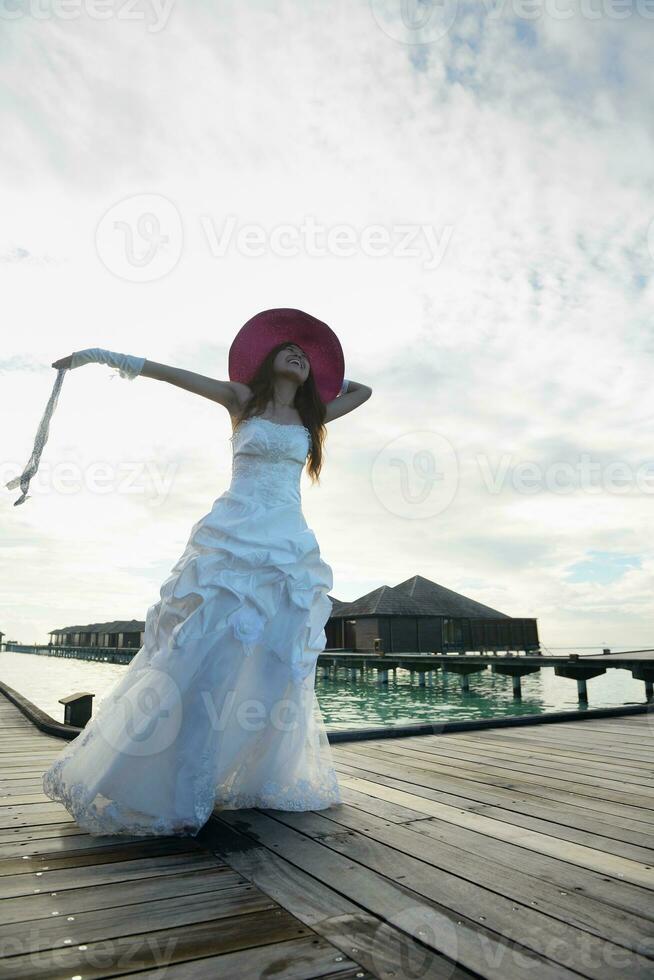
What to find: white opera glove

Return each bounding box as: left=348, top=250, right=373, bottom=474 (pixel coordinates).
left=70, top=348, right=145, bottom=380
left=338, top=378, right=350, bottom=396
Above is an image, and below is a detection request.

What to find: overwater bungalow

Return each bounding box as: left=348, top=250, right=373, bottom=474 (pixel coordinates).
left=47, top=574, right=538, bottom=656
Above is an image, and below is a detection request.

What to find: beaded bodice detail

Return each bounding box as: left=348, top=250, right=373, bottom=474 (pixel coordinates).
left=229, top=417, right=311, bottom=507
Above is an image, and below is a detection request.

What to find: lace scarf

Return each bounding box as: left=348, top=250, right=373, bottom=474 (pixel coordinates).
left=6, top=368, right=68, bottom=506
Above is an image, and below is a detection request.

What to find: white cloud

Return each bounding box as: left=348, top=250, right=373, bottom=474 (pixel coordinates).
left=1, top=1, right=652, bottom=649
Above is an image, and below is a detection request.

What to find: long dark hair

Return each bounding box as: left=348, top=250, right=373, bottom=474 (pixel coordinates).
left=233, top=340, right=327, bottom=483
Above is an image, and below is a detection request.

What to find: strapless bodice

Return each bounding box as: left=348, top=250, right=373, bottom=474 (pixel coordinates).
left=228, top=416, right=311, bottom=507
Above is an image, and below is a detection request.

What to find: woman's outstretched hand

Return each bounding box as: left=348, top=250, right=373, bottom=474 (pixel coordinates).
left=52, top=354, right=75, bottom=369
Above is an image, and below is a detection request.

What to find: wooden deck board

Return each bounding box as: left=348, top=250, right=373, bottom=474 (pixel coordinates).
left=3, top=690, right=654, bottom=977
left=338, top=740, right=654, bottom=797
left=0, top=697, right=366, bottom=980
left=207, top=712, right=654, bottom=979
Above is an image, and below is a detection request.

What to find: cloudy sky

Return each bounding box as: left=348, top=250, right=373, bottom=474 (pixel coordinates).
left=1, top=1, right=653, bottom=650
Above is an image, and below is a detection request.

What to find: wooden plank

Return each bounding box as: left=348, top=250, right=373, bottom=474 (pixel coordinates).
left=0, top=822, right=92, bottom=847
left=50, top=935, right=368, bottom=980
left=335, top=743, right=654, bottom=813
left=260, top=807, right=654, bottom=978
left=0, top=884, right=277, bottom=952
left=472, top=726, right=654, bottom=755
left=0, top=694, right=375, bottom=980
left=333, top=771, right=654, bottom=887
left=333, top=764, right=654, bottom=865
left=0, top=863, right=242, bottom=910
left=336, top=783, right=654, bottom=922
left=347, top=738, right=654, bottom=797
left=0, top=866, right=246, bottom=938
left=332, top=746, right=654, bottom=829
left=205, top=813, right=474, bottom=979
left=2, top=909, right=342, bottom=980
left=5, top=674, right=654, bottom=977
left=392, top=733, right=654, bottom=784
left=300, top=798, right=654, bottom=942
left=462, top=728, right=654, bottom=762
left=0, top=837, right=201, bottom=874
left=213, top=809, right=581, bottom=979
left=510, top=718, right=654, bottom=735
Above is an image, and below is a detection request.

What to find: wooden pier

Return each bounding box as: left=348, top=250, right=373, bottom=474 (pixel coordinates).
left=1, top=687, right=654, bottom=977
left=317, top=650, right=654, bottom=703
left=0, top=693, right=368, bottom=979
left=9, top=644, right=654, bottom=703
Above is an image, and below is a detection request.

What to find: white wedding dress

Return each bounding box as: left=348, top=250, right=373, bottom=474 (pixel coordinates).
left=42, top=416, right=342, bottom=837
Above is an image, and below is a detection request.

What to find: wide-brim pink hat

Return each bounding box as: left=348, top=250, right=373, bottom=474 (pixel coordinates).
left=228, top=308, right=344, bottom=404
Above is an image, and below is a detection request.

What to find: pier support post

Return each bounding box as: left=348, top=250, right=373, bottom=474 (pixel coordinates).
left=554, top=663, right=607, bottom=704
left=630, top=666, right=654, bottom=703
left=443, top=662, right=486, bottom=694
left=491, top=663, right=542, bottom=700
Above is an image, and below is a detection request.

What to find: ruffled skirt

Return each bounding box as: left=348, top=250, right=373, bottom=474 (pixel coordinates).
left=42, top=488, right=342, bottom=837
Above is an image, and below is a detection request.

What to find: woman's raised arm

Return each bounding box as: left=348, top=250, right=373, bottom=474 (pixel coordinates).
left=52, top=348, right=242, bottom=413
left=323, top=379, right=372, bottom=423
left=140, top=359, right=241, bottom=411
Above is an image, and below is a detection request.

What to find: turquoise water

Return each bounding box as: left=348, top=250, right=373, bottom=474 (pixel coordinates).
left=0, top=648, right=648, bottom=731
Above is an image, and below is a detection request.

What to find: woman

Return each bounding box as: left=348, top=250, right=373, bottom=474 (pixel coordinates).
left=41, top=308, right=372, bottom=837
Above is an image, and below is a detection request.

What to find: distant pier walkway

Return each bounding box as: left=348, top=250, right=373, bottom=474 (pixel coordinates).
left=8, top=643, right=654, bottom=704
left=1, top=681, right=654, bottom=977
